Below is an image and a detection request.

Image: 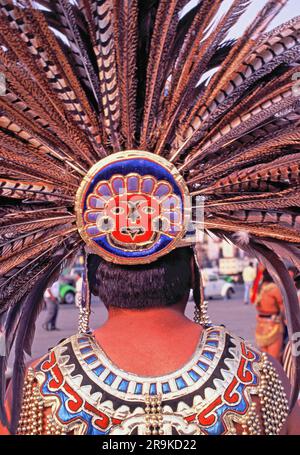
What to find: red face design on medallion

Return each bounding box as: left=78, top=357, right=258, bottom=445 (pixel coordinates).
left=84, top=173, right=184, bottom=254
left=104, top=193, right=160, bottom=245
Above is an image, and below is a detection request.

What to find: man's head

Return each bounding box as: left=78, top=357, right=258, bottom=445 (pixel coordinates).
left=72, top=271, right=81, bottom=281
left=262, top=269, right=273, bottom=283
left=90, top=247, right=195, bottom=309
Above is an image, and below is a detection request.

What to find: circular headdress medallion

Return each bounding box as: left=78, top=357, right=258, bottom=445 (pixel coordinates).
left=75, top=151, right=191, bottom=264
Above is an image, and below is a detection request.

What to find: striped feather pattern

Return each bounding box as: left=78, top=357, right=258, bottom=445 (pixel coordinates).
left=174, top=16, right=300, bottom=162
left=84, top=0, right=121, bottom=150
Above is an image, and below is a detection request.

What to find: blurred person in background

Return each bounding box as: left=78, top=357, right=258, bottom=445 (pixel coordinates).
left=42, top=280, right=61, bottom=331
left=255, top=269, right=284, bottom=361
left=242, top=262, right=256, bottom=305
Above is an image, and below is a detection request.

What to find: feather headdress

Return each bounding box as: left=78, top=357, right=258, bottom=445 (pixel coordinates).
left=0, top=0, right=300, bottom=429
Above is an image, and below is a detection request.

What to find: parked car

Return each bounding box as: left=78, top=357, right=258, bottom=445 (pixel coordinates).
left=203, top=272, right=235, bottom=300
left=59, top=281, right=76, bottom=304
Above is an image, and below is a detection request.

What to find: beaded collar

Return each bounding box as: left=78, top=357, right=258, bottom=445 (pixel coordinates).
left=70, top=326, right=225, bottom=401
left=20, top=326, right=288, bottom=435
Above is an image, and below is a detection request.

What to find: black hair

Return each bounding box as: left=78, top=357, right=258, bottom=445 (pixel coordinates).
left=89, top=247, right=194, bottom=309
left=262, top=269, right=273, bottom=283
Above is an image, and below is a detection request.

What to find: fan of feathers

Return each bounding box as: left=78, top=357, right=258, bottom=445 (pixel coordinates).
left=0, top=0, right=300, bottom=428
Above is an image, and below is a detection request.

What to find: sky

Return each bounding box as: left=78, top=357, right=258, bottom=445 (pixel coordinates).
left=184, top=0, right=300, bottom=38
left=40, top=1, right=300, bottom=39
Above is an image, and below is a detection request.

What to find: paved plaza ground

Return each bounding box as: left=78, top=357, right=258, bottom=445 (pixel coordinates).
left=7, top=285, right=257, bottom=370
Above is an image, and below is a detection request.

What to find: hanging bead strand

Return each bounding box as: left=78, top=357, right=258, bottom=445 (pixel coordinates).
left=144, top=394, right=164, bottom=435
left=258, top=353, right=289, bottom=435
left=193, top=245, right=211, bottom=327
left=78, top=249, right=91, bottom=334
left=17, top=368, right=44, bottom=435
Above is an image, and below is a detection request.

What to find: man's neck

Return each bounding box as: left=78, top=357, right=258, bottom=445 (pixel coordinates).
left=92, top=301, right=203, bottom=376
left=93, top=299, right=201, bottom=342
left=103, top=302, right=188, bottom=329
